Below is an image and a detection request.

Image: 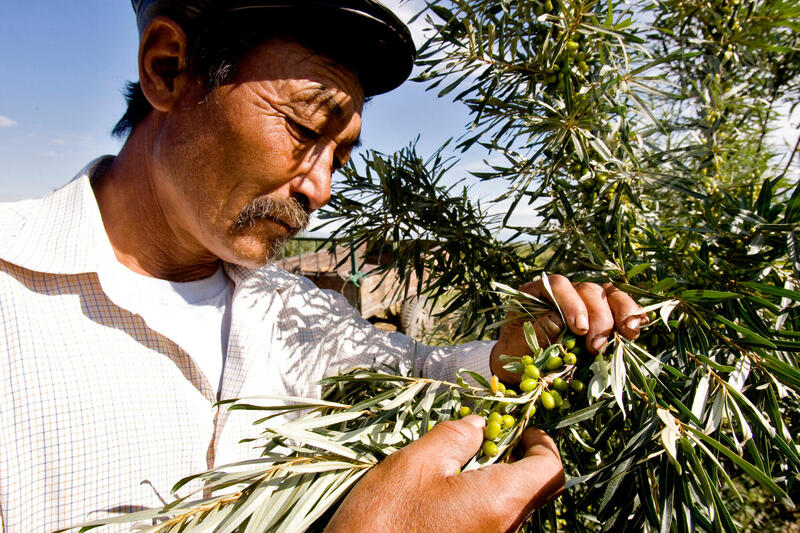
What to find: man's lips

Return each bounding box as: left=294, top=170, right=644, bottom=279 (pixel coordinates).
left=263, top=215, right=298, bottom=233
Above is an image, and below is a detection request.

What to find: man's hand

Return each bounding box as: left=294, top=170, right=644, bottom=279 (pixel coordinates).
left=325, top=415, right=564, bottom=533
left=491, top=275, right=647, bottom=382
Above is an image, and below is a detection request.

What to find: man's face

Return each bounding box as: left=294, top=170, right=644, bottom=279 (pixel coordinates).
left=152, top=39, right=364, bottom=268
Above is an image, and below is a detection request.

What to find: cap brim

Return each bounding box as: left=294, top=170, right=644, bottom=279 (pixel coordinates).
left=135, top=0, right=416, bottom=96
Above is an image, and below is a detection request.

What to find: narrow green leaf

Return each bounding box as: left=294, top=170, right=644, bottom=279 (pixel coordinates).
left=678, top=290, right=741, bottom=300
left=459, top=369, right=491, bottom=389
left=740, top=282, right=800, bottom=302
left=626, top=263, right=652, bottom=279
left=713, top=315, right=776, bottom=348
left=523, top=320, right=541, bottom=352
left=685, top=427, right=793, bottom=508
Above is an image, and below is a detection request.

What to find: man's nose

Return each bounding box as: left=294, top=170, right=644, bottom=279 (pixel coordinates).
left=292, top=144, right=334, bottom=211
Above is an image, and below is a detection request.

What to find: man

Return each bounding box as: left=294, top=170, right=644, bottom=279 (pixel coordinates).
left=0, top=1, right=644, bottom=531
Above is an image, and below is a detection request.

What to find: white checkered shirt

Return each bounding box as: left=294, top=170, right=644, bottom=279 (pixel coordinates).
left=0, top=158, right=493, bottom=532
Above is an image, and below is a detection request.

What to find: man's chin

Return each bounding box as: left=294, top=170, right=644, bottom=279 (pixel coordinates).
left=226, top=233, right=293, bottom=268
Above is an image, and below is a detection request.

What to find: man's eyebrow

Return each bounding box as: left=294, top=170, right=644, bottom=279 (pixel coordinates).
left=303, top=84, right=362, bottom=150
left=304, top=83, right=358, bottom=120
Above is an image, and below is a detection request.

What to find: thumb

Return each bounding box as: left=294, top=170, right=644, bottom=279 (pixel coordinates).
left=398, top=415, right=485, bottom=477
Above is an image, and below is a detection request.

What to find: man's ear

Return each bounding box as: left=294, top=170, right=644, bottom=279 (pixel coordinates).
left=138, top=17, right=191, bottom=112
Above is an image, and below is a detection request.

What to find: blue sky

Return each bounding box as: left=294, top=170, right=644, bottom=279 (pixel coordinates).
left=3, top=2, right=796, bottom=234
left=0, top=1, right=489, bottom=205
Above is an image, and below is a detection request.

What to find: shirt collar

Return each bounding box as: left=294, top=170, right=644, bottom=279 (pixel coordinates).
left=0, top=157, right=116, bottom=275
left=0, top=156, right=296, bottom=293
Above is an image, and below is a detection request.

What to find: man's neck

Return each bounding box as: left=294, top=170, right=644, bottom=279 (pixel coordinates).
left=92, top=124, right=221, bottom=282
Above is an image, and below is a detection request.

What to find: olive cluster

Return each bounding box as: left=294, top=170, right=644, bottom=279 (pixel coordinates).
left=525, top=335, right=586, bottom=413
left=457, top=335, right=588, bottom=460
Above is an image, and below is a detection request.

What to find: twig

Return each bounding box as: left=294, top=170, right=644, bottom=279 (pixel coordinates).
left=779, top=123, right=800, bottom=180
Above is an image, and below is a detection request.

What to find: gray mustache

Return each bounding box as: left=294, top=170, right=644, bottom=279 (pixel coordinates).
left=231, top=196, right=310, bottom=233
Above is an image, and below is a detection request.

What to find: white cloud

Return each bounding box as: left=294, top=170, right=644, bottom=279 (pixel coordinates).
left=51, top=138, right=67, bottom=146
left=0, top=115, right=17, bottom=127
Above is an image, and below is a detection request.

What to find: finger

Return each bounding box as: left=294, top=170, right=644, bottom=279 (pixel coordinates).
left=574, top=282, right=615, bottom=355
left=466, top=428, right=565, bottom=520
left=604, top=283, right=645, bottom=340
left=518, top=428, right=565, bottom=506
left=398, top=415, right=485, bottom=477
left=536, top=311, right=564, bottom=343
left=521, top=427, right=561, bottom=460
left=525, top=311, right=564, bottom=347
left=529, top=319, right=553, bottom=348
left=519, top=275, right=589, bottom=335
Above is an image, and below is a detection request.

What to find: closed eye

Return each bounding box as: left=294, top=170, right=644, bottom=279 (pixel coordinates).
left=287, top=117, right=321, bottom=141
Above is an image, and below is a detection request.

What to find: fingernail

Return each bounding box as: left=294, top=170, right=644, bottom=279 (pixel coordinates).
left=545, top=318, right=562, bottom=336
left=574, top=314, right=589, bottom=332
left=592, top=335, right=607, bottom=352
left=625, top=318, right=641, bottom=331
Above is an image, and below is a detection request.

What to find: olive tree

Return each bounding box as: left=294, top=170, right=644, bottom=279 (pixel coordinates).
left=317, top=0, right=800, bottom=530
left=68, top=1, right=800, bottom=531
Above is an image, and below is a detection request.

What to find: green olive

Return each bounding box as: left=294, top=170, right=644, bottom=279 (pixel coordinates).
left=571, top=379, right=586, bottom=393
left=544, top=0, right=554, bottom=12
left=501, top=414, right=515, bottom=428
left=505, top=389, right=518, bottom=397
left=482, top=440, right=499, bottom=457
left=521, top=355, right=534, bottom=366
left=520, top=378, right=537, bottom=392
left=552, top=377, right=568, bottom=392
left=459, top=406, right=472, bottom=417
left=545, top=356, right=563, bottom=370
left=550, top=390, right=564, bottom=407
left=540, top=391, right=556, bottom=410
left=564, top=352, right=577, bottom=366
left=488, top=411, right=502, bottom=425
left=497, top=382, right=507, bottom=393
left=563, top=337, right=576, bottom=350
left=566, top=40, right=579, bottom=53
left=485, top=421, right=502, bottom=441
left=524, top=364, right=541, bottom=379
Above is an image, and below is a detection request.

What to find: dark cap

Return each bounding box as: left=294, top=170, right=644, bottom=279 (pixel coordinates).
left=131, top=0, right=416, bottom=96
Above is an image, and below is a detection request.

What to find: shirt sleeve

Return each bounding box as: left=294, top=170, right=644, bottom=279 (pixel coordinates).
left=322, top=288, right=494, bottom=382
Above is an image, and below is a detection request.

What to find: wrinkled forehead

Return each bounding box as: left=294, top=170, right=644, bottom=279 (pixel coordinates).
left=238, top=39, right=366, bottom=116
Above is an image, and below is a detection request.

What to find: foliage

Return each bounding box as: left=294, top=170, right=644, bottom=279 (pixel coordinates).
left=64, top=326, right=551, bottom=532
left=315, top=0, right=800, bottom=530
left=65, top=0, right=800, bottom=531
left=319, top=143, right=539, bottom=337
